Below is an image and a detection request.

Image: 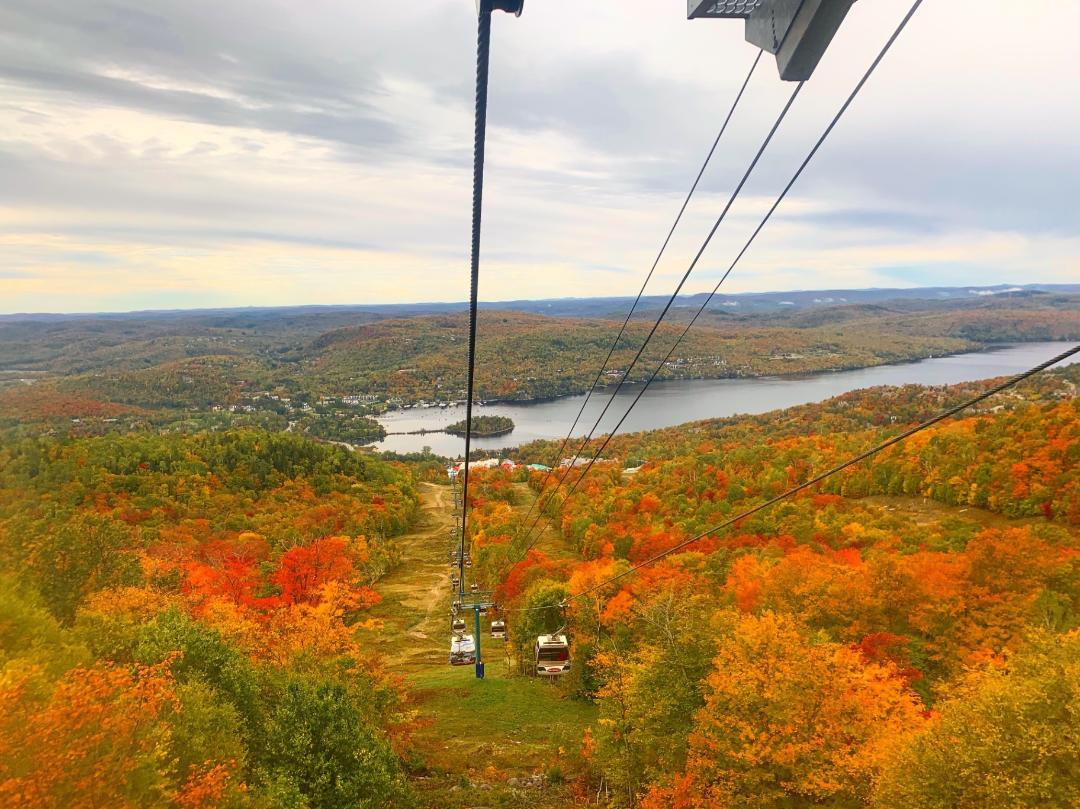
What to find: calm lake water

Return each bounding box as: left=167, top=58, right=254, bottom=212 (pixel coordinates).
left=372, top=342, right=1078, bottom=457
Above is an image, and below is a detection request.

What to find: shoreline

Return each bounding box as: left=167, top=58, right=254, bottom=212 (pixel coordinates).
left=382, top=340, right=1052, bottom=412
left=368, top=341, right=1077, bottom=456
left=444, top=428, right=514, bottom=438
left=384, top=427, right=514, bottom=438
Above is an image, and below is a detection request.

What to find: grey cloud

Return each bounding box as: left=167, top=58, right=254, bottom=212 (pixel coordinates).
left=0, top=0, right=1076, bottom=313
left=793, top=134, right=1080, bottom=236
left=779, top=207, right=947, bottom=236
left=0, top=50, right=401, bottom=156
left=2, top=0, right=776, bottom=177
left=0, top=0, right=427, bottom=155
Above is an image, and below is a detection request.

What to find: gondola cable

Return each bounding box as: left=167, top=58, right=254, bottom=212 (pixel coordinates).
left=450, top=1, right=525, bottom=679
left=459, top=3, right=507, bottom=599
left=560, top=0, right=928, bottom=504
left=514, top=48, right=765, bottom=538
left=506, top=342, right=1080, bottom=611
left=515, top=0, right=927, bottom=550
left=513, top=79, right=805, bottom=551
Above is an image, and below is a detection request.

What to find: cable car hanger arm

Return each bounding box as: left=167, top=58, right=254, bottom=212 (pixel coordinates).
left=478, top=0, right=524, bottom=16
left=689, top=0, right=857, bottom=81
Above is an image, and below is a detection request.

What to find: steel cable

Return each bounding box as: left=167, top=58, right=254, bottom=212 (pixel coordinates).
left=513, top=49, right=765, bottom=539
left=458, top=7, right=493, bottom=596
left=514, top=79, right=805, bottom=551
left=519, top=0, right=928, bottom=545
left=557, top=342, right=1080, bottom=606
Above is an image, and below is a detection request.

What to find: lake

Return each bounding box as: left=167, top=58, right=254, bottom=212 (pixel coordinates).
left=371, top=341, right=1078, bottom=457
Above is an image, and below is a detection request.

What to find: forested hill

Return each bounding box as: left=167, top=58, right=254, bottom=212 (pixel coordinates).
left=306, top=300, right=1079, bottom=401
left=307, top=310, right=971, bottom=401
left=0, top=361, right=1076, bottom=806
left=1, top=290, right=1077, bottom=421
left=0, top=429, right=420, bottom=805
left=463, top=362, right=1079, bottom=807
left=2, top=283, right=1076, bottom=324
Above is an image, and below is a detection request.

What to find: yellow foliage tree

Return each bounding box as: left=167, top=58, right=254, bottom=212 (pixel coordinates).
left=644, top=612, right=925, bottom=808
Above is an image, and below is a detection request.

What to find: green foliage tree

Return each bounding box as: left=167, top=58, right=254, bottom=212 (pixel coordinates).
left=509, top=580, right=570, bottom=675
left=445, top=415, right=514, bottom=437
left=259, top=678, right=413, bottom=809
left=594, top=592, right=729, bottom=799
left=0, top=579, right=89, bottom=675
left=169, top=678, right=249, bottom=800
left=27, top=513, right=141, bottom=624
left=136, top=609, right=261, bottom=733
left=584, top=590, right=724, bottom=805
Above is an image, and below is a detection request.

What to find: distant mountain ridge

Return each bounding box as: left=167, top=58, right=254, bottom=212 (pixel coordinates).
left=1, top=283, right=1077, bottom=322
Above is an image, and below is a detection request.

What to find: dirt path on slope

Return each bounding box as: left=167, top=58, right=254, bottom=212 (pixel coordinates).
left=373, top=480, right=574, bottom=670
left=372, top=482, right=456, bottom=672
left=370, top=481, right=597, bottom=807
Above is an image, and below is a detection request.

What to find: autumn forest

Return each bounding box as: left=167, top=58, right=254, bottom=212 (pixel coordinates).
left=0, top=294, right=1077, bottom=808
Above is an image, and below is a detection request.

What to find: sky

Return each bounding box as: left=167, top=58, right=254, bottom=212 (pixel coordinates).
left=0, top=0, right=1077, bottom=313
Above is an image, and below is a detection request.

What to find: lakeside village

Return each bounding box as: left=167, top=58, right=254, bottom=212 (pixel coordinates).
left=207, top=354, right=781, bottom=419
left=200, top=348, right=840, bottom=421
left=214, top=391, right=461, bottom=416
left=446, top=456, right=644, bottom=480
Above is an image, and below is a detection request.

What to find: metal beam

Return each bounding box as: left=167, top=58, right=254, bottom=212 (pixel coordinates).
left=473, top=606, right=485, bottom=679
left=745, top=0, right=801, bottom=53
left=747, top=0, right=855, bottom=81
left=689, top=0, right=855, bottom=81
left=477, top=0, right=524, bottom=16
left=689, top=0, right=763, bottom=18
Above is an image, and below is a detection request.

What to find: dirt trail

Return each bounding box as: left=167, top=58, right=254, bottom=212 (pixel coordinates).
left=373, top=482, right=457, bottom=671
left=370, top=481, right=597, bottom=805
left=373, top=480, right=568, bottom=670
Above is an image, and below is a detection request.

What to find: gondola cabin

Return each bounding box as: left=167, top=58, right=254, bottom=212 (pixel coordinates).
left=452, top=616, right=467, bottom=633
left=449, top=634, right=476, bottom=666
left=491, top=619, right=507, bottom=639
left=534, top=634, right=570, bottom=677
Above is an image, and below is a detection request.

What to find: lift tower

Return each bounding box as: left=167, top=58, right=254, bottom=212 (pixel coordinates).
left=688, top=0, right=856, bottom=81
left=453, top=589, right=497, bottom=679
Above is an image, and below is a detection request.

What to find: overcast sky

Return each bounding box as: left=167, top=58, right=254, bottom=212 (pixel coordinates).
left=1, top=0, right=1077, bottom=313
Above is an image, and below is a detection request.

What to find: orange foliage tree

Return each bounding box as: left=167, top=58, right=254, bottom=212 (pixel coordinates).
left=0, top=659, right=180, bottom=807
